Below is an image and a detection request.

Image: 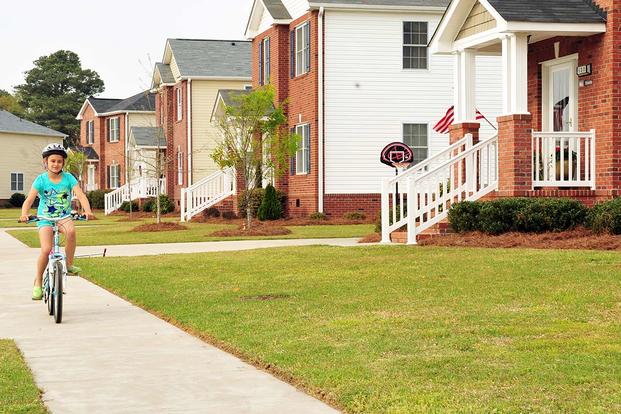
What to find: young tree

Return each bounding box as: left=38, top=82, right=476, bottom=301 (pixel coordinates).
left=212, top=86, right=297, bottom=229
left=14, top=50, right=104, bottom=145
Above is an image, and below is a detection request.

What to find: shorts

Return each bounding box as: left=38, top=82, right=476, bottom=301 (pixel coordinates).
left=37, top=220, right=54, bottom=229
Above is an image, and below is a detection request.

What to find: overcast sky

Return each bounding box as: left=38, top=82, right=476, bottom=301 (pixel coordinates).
left=0, top=0, right=253, bottom=98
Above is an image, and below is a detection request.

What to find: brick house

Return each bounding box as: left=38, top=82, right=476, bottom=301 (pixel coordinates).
left=151, top=39, right=252, bottom=209
left=380, top=0, right=613, bottom=244
left=76, top=91, right=156, bottom=192
left=244, top=0, right=503, bottom=218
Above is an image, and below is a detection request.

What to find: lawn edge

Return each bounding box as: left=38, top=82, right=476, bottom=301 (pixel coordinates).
left=78, top=274, right=345, bottom=413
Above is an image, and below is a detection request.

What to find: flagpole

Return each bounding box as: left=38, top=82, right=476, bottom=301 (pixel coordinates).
left=480, top=114, right=497, bottom=131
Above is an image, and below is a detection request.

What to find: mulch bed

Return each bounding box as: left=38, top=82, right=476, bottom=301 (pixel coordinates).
left=209, top=225, right=292, bottom=237
left=132, top=222, right=188, bottom=232
left=192, top=216, right=371, bottom=226
left=419, top=227, right=621, bottom=251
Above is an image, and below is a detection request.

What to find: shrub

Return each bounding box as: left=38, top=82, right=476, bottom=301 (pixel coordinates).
left=204, top=207, right=221, bottom=218
left=87, top=190, right=110, bottom=210
left=515, top=198, right=586, bottom=233
left=344, top=211, right=366, bottom=221
left=258, top=184, right=283, bottom=220
left=447, top=201, right=481, bottom=233
left=141, top=198, right=156, bottom=212
left=157, top=194, right=174, bottom=214
left=9, top=193, right=26, bottom=207
left=238, top=187, right=286, bottom=218
left=310, top=212, right=327, bottom=220
left=120, top=200, right=139, bottom=213
left=478, top=198, right=531, bottom=235
left=586, top=198, right=621, bottom=234
left=222, top=211, right=237, bottom=220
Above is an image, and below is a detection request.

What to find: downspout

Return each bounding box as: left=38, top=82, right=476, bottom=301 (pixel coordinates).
left=187, top=79, right=193, bottom=186
left=318, top=6, right=325, bottom=212
left=125, top=112, right=129, bottom=184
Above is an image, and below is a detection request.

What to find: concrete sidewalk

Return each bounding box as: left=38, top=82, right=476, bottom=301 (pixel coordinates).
left=0, top=230, right=341, bottom=413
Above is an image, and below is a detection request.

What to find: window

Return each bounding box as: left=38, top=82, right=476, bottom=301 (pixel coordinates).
left=295, top=124, right=310, bottom=174
left=176, top=88, right=183, bottom=121
left=10, top=172, right=24, bottom=192
left=108, top=164, right=120, bottom=189
left=264, top=38, right=271, bottom=84
left=86, top=120, right=94, bottom=144
left=403, top=124, right=428, bottom=165
left=177, top=147, right=183, bottom=185
left=295, top=22, right=310, bottom=76
left=403, top=21, right=428, bottom=69
left=107, top=117, right=120, bottom=142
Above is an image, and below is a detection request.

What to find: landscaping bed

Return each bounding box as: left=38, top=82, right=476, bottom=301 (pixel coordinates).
left=0, top=339, right=48, bottom=413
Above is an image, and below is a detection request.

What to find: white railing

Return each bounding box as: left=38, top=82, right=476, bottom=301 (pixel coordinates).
left=532, top=130, right=595, bottom=189
left=180, top=168, right=236, bottom=222
left=381, top=134, right=499, bottom=244
left=104, top=177, right=167, bottom=215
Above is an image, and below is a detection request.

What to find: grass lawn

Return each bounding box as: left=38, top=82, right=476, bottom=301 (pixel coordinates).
left=0, top=340, right=47, bottom=413
left=8, top=221, right=372, bottom=247
left=79, top=246, right=621, bottom=413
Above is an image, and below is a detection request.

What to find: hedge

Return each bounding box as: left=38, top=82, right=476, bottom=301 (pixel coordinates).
left=238, top=187, right=286, bottom=218
left=586, top=198, right=621, bottom=234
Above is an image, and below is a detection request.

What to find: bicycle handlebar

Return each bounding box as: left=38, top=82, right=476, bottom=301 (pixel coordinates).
left=19, top=213, right=88, bottom=224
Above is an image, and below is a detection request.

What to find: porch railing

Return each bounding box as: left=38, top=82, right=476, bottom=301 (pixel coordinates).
left=180, top=168, right=236, bottom=222
left=104, top=177, right=167, bottom=215
left=532, top=130, right=596, bottom=189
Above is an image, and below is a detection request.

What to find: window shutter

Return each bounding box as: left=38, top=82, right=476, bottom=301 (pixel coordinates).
left=290, top=127, right=296, bottom=175
left=259, top=39, right=264, bottom=86
left=290, top=30, right=295, bottom=79
left=306, top=124, right=311, bottom=173
left=106, top=119, right=110, bottom=142
left=305, top=23, right=311, bottom=73
left=106, top=166, right=110, bottom=188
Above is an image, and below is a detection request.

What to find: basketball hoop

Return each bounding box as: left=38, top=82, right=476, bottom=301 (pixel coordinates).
left=380, top=142, right=414, bottom=169
left=393, top=162, right=411, bottom=170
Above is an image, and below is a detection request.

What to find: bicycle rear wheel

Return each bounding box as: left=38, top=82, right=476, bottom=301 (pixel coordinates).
left=53, top=261, right=63, bottom=324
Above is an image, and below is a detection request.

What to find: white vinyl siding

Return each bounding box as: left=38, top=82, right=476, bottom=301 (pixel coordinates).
left=324, top=10, right=502, bottom=195
left=107, top=117, right=120, bottom=142
left=403, top=124, right=428, bottom=165
left=281, top=0, right=309, bottom=20
left=403, top=21, right=428, bottom=69
left=295, top=22, right=310, bottom=76
left=295, top=124, right=310, bottom=174
left=10, top=172, right=24, bottom=192
left=86, top=120, right=94, bottom=144
left=176, top=88, right=183, bottom=121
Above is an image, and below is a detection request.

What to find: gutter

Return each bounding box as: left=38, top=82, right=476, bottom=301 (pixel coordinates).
left=308, top=3, right=445, bottom=12
left=318, top=6, right=325, bottom=213
left=187, top=79, right=193, bottom=186
left=125, top=112, right=129, bottom=183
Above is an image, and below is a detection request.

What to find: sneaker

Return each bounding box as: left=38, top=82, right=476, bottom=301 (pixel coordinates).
left=67, top=265, right=81, bottom=275
left=32, top=286, right=43, bottom=301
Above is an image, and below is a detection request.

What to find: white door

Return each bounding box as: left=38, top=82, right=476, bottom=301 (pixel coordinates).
left=87, top=164, right=96, bottom=191
left=545, top=60, right=578, bottom=132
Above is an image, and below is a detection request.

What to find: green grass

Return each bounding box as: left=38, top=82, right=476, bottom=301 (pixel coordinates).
left=8, top=221, right=372, bottom=247
left=79, top=246, right=621, bottom=413
left=0, top=340, right=48, bottom=413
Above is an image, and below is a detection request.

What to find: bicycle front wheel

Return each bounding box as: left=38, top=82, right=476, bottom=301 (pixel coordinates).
left=53, top=261, right=63, bottom=324
left=45, top=273, right=54, bottom=316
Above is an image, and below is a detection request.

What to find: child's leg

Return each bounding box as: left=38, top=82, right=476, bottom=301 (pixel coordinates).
left=36, top=227, right=53, bottom=287
left=59, top=219, right=76, bottom=267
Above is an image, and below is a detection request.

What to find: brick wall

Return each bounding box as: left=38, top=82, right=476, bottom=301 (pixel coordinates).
left=100, top=114, right=126, bottom=188
left=79, top=104, right=104, bottom=190
left=324, top=194, right=381, bottom=219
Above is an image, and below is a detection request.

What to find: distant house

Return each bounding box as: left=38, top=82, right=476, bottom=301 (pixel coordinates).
left=76, top=91, right=156, bottom=191
left=0, top=110, right=66, bottom=202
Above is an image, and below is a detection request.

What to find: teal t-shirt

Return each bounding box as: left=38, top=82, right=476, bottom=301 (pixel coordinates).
left=33, top=172, right=78, bottom=219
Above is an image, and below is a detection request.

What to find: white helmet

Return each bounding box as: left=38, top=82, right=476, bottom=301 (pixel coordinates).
left=42, top=143, right=67, bottom=159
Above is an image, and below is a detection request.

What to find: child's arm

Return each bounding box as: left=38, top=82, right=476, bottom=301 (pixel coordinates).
left=20, top=187, right=39, bottom=222
left=73, top=185, right=95, bottom=219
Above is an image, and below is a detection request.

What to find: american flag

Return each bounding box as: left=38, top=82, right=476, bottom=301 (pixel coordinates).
left=433, top=106, right=486, bottom=134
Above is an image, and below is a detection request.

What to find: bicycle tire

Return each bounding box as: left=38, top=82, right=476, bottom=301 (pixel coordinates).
left=45, top=273, right=54, bottom=316
left=53, top=261, right=63, bottom=324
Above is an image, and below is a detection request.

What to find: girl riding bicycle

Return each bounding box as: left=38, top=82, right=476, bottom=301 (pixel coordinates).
left=20, top=143, right=95, bottom=300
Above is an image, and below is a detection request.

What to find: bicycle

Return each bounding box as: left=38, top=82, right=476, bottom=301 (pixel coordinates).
left=21, top=213, right=87, bottom=324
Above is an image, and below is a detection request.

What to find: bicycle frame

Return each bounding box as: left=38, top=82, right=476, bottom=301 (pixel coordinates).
left=45, top=220, right=67, bottom=297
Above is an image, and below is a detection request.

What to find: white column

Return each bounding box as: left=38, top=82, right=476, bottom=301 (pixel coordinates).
left=503, top=33, right=529, bottom=115
left=501, top=35, right=513, bottom=114
left=454, top=49, right=477, bottom=123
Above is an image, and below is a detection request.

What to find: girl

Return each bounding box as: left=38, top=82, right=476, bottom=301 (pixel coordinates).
left=20, top=143, right=95, bottom=300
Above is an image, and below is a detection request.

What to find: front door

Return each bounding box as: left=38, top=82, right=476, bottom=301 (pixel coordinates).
left=544, top=59, right=578, bottom=132
left=87, top=164, right=96, bottom=191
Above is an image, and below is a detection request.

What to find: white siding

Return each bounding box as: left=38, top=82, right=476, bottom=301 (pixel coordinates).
left=281, top=0, right=309, bottom=20
left=128, top=113, right=156, bottom=129
left=324, top=10, right=502, bottom=195
left=258, top=5, right=275, bottom=34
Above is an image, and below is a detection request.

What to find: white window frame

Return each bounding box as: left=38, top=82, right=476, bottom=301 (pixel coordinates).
left=177, top=147, right=183, bottom=185
left=403, top=123, right=428, bottom=165
left=295, top=22, right=310, bottom=77
left=176, top=87, right=183, bottom=121
left=295, top=124, right=310, bottom=175
left=110, top=164, right=120, bottom=189
left=87, top=164, right=96, bottom=191
left=403, top=21, right=428, bottom=70
left=264, top=37, right=271, bottom=84
left=10, top=172, right=24, bottom=192
left=108, top=117, right=120, bottom=142
left=87, top=120, right=94, bottom=144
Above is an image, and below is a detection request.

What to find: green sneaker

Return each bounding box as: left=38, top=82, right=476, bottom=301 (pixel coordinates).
left=67, top=265, right=81, bottom=275
left=32, top=286, right=43, bottom=301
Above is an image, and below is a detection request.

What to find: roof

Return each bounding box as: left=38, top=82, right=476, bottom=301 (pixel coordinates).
left=73, top=146, right=99, bottom=161
left=309, top=0, right=449, bottom=7
left=167, top=39, right=252, bottom=79
left=130, top=127, right=166, bottom=148
left=218, top=89, right=251, bottom=107
left=87, top=97, right=122, bottom=113
left=486, top=0, right=606, bottom=23
left=263, top=0, right=292, bottom=18
left=155, top=63, right=175, bottom=84
left=0, top=110, right=66, bottom=137
left=104, top=90, right=155, bottom=114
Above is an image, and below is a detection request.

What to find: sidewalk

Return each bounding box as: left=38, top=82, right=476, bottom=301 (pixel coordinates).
left=0, top=230, right=341, bottom=413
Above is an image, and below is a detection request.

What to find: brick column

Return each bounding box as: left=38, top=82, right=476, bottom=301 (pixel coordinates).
left=497, top=114, right=532, bottom=196
left=449, top=122, right=480, bottom=145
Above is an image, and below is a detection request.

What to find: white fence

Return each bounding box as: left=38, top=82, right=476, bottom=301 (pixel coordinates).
left=180, top=168, right=236, bottom=222
left=104, top=177, right=166, bottom=215
left=532, top=130, right=596, bottom=189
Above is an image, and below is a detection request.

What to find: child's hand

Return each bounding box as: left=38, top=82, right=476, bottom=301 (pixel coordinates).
left=85, top=212, right=96, bottom=220
left=19, top=215, right=30, bottom=223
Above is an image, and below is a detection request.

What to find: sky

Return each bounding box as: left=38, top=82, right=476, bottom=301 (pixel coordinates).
left=0, top=0, right=254, bottom=98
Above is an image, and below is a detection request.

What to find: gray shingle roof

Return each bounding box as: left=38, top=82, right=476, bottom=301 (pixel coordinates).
left=168, top=39, right=252, bottom=79
left=130, top=127, right=166, bottom=148
left=309, top=0, right=450, bottom=7
left=105, top=90, right=156, bottom=113
left=73, top=146, right=99, bottom=161
left=264, top=0, right=292, bottom=19
left=487, top=0, right=606, bottom=23
left=0, top=110, right=66, bottom=137
left=218, top=89, right=251, bottom=107
left=156, top=63, right=175, bottom=84
left=87, top=97, right=122, bottom=113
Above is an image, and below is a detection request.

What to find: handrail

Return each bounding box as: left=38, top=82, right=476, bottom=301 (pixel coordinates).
left=180, top=168, right=236, bottom=222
